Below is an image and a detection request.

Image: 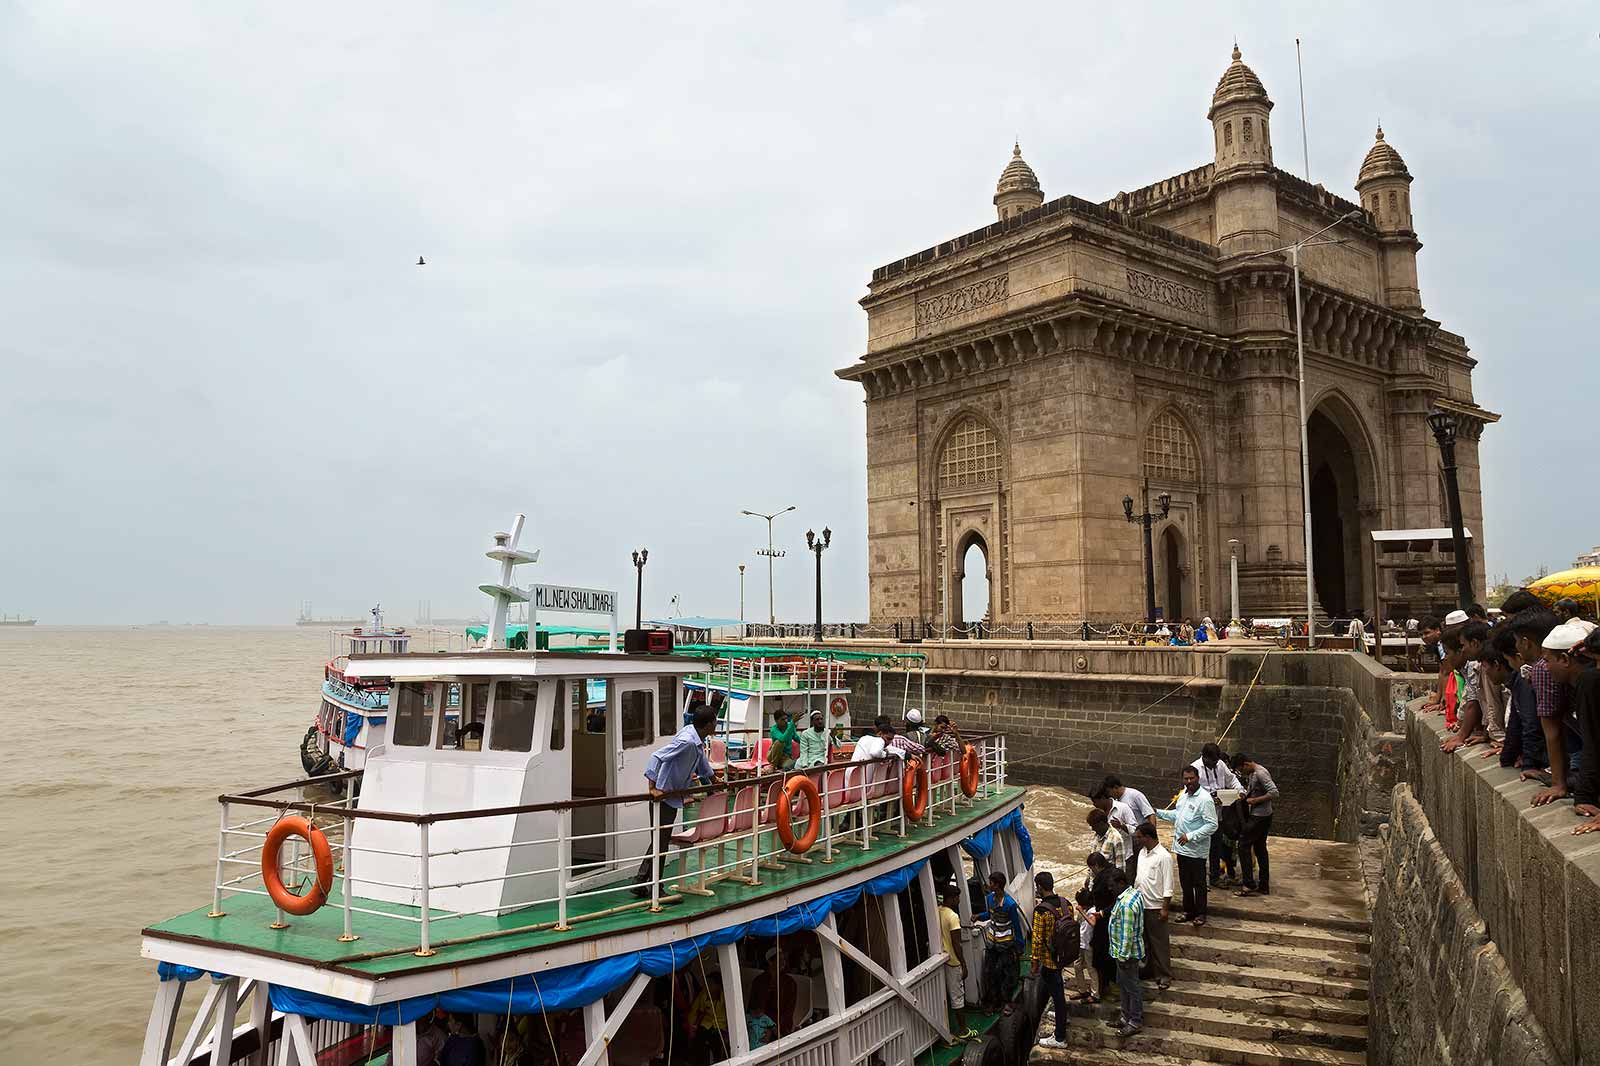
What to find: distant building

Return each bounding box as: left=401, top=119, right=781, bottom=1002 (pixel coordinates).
left=1577, top=546, right=1600, bottom=569
left=838, top=45, right=1498, bottom=624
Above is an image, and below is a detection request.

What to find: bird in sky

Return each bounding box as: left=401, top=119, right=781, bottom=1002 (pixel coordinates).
left=416, top=256, right=426, bottom=266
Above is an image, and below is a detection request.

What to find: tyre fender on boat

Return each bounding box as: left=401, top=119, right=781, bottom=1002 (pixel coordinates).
left=959, top=743, right=981, bottom=798
left=261, top=815, right=334, bottom=916
left=901, top=757, right=929, bottom=820
left=775, top=774, right=822, bottom=854
left=961, top=1034, right=1004, bottom=1066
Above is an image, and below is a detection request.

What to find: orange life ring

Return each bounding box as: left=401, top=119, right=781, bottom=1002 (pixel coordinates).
left=901, top=758, right=929, bottom=820
left=959, top=744, right=980, bottom=798
left=775, top=774, right=822, bottom=854
left=261, top=815, right=334, bottom=916
left=829, top=696, right=848, bottom=718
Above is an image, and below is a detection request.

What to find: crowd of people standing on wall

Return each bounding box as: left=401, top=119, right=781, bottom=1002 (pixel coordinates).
left=1018, top=753, right=1278, bottom=1043
left=1420, top=594, right=1600, bottom=835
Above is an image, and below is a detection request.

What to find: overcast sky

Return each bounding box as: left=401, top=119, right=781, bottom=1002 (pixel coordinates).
left=2, top=3, right=1595, bottom=625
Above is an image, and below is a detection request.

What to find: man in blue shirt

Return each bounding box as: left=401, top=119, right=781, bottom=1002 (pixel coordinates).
left=1156, top=764, right=1218, bottom=926
left=633, top=705, right=723, bottom=894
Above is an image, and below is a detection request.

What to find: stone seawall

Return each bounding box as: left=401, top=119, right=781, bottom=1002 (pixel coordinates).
left=840, top=646, right=1404, bottom=839
left=1368, top=709, right=1598, bottom=1064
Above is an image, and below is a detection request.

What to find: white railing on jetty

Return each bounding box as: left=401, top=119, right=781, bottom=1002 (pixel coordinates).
left=210, top=734, right=1009, bottom=957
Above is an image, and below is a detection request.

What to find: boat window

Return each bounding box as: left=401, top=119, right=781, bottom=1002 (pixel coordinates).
left=585, top=679, right=607, bottom=734
left=441, top=683, right=488, bottom=750
left=549, top=679, right=569, bottom=752
left=391, top=683, right=436, bottom=747
left=620, top=687, right=653, bottom=749
left=657, top=676, right=678, bottom=737
left=490, top=680, right=540, bottom=752
left=898, top=887, right=930, bottom=968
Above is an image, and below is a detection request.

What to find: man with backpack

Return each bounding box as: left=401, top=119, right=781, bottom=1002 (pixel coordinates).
left=1030, top=870, right=1074, bottom=1050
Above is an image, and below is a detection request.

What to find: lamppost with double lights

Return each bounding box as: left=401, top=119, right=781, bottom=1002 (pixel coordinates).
left=1245, top=207, right=1363, bottom=648
left=1427, top=410, right=1474, bottom=608
left=630, top=549, right=648, bottom=629
left=806, top=527, right=831, bottom=642
left=741, top=505, right=795, bottom=626
left=1123, top=484, right=1171, bottom=625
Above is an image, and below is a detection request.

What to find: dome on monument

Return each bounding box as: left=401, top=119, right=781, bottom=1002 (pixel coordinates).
left=1208, top=44, right=1271, bottom=118
left=996, top=142, right=1042, bottom=197
left=1358, top=125, right=1411, bottom=183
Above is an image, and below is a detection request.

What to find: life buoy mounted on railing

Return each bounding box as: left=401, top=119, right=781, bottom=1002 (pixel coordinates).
left=959, top=744, right=980, bottom=798
left=261, top=814, right=334, bottom=916
left=901, top=757, right=928, bottom=820
left=829, top=695, right=848, bottom=718
left=775, top=774, right=822, bottom=854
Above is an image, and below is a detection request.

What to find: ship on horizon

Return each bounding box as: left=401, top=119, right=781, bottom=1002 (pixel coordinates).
left=294, top=601, right=366, bottom=627
left=0, top=612, right=37, bottom=626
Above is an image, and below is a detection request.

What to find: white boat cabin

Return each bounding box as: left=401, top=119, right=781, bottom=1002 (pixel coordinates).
left=341, top=650, right=705, bottom=917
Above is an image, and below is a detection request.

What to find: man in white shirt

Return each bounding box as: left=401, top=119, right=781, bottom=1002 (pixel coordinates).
left=1103, top=775, right=1156, bottom=827
left=846, top=716, right=896, bottom=835
left=1132, top=823, right=1174, bottom=989
left=1093, top=789, right=1140, bottom=884
left=1191, top=743, right=1243, bottom=887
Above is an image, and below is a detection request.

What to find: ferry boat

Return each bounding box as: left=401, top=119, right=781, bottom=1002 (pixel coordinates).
left=301, top=607, right=436, bottom=777
left=0, top=612, right=37, bottom=626
left=141, top=516, right=1036, bottom=1066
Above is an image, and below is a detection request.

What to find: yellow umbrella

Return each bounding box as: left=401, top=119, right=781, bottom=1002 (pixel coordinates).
left=1526, top=567, right=1600, bottom=615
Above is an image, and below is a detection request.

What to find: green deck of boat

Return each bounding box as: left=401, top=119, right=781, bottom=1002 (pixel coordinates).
left=147, top=786, right=1024, bottom=982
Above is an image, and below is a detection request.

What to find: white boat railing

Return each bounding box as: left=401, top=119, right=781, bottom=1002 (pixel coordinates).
left=208, top=733, right=1009, bottom=956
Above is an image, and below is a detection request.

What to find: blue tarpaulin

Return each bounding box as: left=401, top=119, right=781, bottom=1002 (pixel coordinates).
left=958, top=806, right=1033, bottom=869
left=343, top=711, right=363, bottom=746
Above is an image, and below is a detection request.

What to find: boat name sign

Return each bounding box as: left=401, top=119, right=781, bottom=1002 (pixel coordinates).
left=532, top=584, right=617, bottom=615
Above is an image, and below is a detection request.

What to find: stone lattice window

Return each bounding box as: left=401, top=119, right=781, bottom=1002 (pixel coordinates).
left=1142, top=410, right=1199, bottom=483
left=938, top=417, right=1001, bottom=491
left=1224, top=121, right=1233, bottom=147
left=1243, top=117, right=1253, bottom=143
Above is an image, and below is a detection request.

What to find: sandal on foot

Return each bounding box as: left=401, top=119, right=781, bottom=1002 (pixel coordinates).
left=1235, top=888, right=1256, bottom=897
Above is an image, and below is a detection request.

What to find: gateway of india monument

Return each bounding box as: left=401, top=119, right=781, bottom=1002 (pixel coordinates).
left=837, top=45, right=1498, bottom=626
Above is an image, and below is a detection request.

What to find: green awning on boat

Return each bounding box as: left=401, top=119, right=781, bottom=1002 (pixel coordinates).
left=463, top=623, right=615, bottom=650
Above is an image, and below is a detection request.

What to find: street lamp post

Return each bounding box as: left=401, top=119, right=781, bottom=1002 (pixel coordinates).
left=738, top=564, right=746, bottom=623
left=1246, top=208, right=1363, bottom=649
left=806, top=527, right=831, bottom=642
left=742, top=505, right=796, bottom=626
left=1228, top=539, right=1241, bottom=635
left=1427, top=410, right=1474, bottom=608
left=630, top=549, right=648, bottom=629
left=1123, top=483, right=1171, bottom=625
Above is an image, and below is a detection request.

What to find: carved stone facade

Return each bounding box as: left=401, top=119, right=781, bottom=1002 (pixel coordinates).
left=838, top=47, right=1497, bottom=624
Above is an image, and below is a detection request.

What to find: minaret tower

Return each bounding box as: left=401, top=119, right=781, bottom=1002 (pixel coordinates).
left=1208, top=44, right=1279, bottom=256
left=1355, top=125, right=1423, bottom=313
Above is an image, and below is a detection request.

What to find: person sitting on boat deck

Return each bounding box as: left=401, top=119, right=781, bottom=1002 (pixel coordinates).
left=795, top=709, right=831, bottom=770
left=979, top=870, right=1025, bottom=1013
left=634, top=704, right=724, bottom=895
left=903, top=707, right=932, bottom=747
left=684, top=971, right=730, bottom=1060
left=746, top=1000, right=778, bottom=1050
left=842, top=716, right=898, bottom=832
left=767, top=709, right=799, bottom=771
left=929, top=713, right=964, bottom=756
left=751, top=947, right=802, bottom=1037
left=438, top=1012, right=487, bottom=1066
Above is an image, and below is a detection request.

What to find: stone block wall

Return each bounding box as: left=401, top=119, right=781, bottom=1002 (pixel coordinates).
left=1374, top=709, right=1598, bottom=1064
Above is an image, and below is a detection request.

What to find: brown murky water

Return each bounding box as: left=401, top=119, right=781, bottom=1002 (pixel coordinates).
left=0, top=626, right=1099, bottom=1065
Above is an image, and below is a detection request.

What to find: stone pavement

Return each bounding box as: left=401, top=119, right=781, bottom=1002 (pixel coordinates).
left=1032, top=837, right=1371, bottom=1066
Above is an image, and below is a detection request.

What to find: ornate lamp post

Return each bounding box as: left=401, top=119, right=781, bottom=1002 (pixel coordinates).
left=630, top=549, right=648, bottom=629
left=1124, top=484, right=1171, bottom=625
left=806, top=527, right=831, bottom=642
left=1427, top=410, right=1474, bottom=608
left=742, top=505, right=795, bottom=625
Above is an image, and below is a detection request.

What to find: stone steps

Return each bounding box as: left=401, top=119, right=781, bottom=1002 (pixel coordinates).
left=1167, top=957, right=1369, bottom=1001
left=1204, top=899, right=1370, bottom=935
left=1168, top=914, right=1370, bottom=954
left=1147, top=981, right=1369, bottom=1027
left=1169, top=938, right=1370, bottom=981
left=1039, top=1022, right=1367, bottom=1066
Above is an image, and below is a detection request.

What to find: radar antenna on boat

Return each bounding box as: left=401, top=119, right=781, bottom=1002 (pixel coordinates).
left=477, top=513, right=539, bottom=650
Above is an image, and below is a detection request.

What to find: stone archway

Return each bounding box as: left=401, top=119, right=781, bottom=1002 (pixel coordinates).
left=1305, top=393, right=1380, bottom=619
left=957, top=532, right=992, bottom=625
left=1161, top=525, right=1186, bottom=622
